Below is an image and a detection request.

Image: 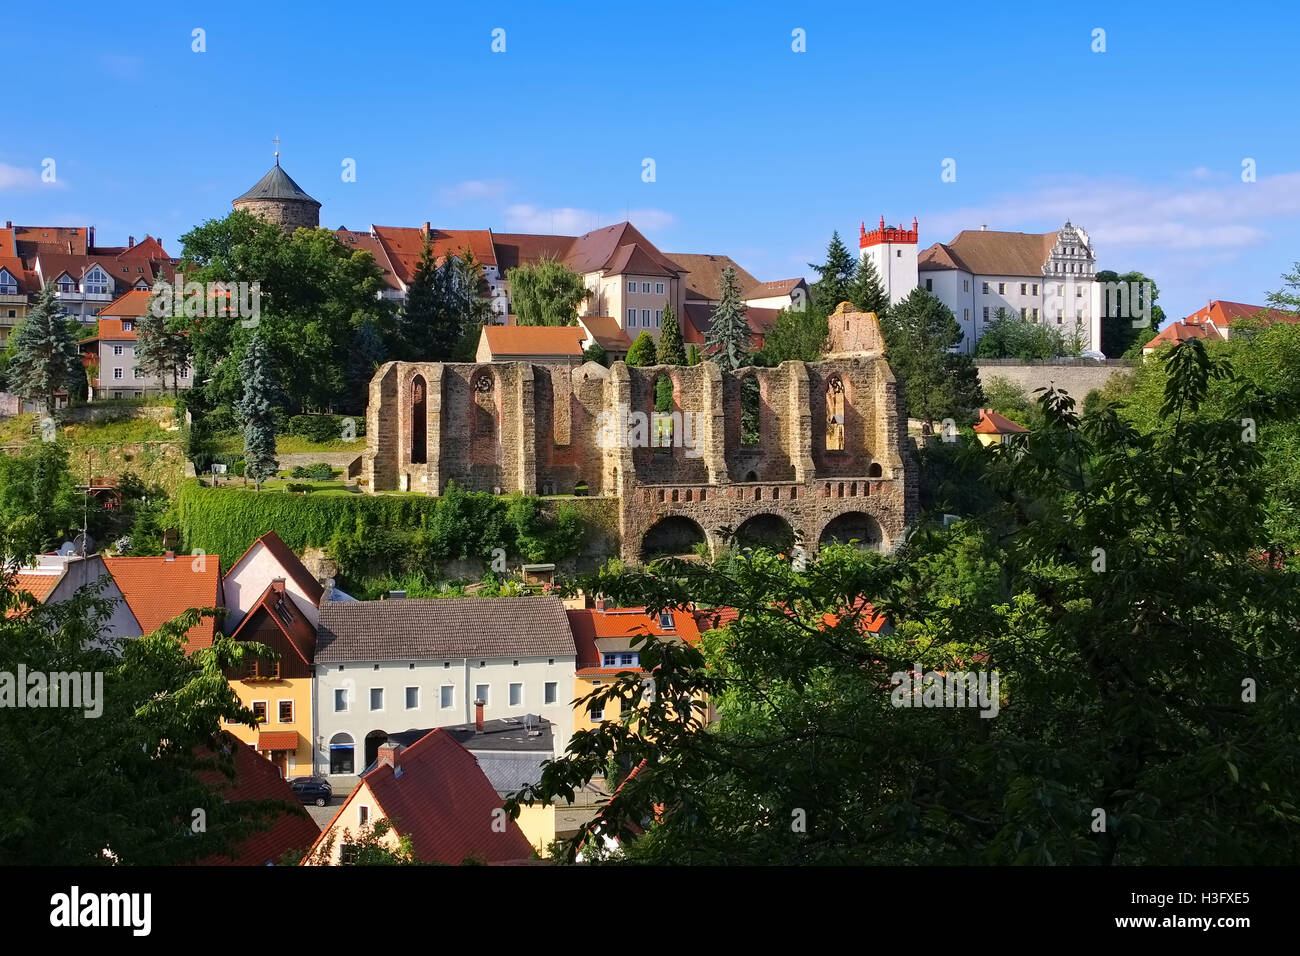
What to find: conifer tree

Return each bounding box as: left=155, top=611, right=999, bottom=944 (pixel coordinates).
left=809, top=231, right=858, bottom=315
left=657, top=302, right=686, bottom=365
left=135, top=284, right=191, bottom=395
left=8, top=283, right=82, bottom=415
left=686, top=344, right=702, bottom=366
left=704, top=266, right=752, bottom=371
left=625, top=331, right=658, bottom=367
left=849, top=254, right=890, bottom=318
left=236, top=331, right=279, bottom=489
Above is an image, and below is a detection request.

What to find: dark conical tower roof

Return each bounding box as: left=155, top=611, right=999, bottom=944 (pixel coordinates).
left=233, top=162, right=321, bottom=208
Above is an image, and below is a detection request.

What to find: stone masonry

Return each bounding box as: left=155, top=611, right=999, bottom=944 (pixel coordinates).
left=363, top=307, right=916, bottom=562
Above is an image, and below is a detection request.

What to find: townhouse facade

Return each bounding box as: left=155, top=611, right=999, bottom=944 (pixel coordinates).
left=313, top=596, right=579, bottom=776
left=81, top=289, right=195, bottom=399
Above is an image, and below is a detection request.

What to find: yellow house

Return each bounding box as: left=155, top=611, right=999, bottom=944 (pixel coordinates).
left=973, top=408, right=1029, bottom=447
left=222, top=579, right=316, bottom=778
left=304, top=732, right=536, bottom=865
left=567, top=604, right=705, bottom=736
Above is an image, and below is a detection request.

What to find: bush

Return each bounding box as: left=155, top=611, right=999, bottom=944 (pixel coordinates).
left=285, top=414, right=366, bottom=444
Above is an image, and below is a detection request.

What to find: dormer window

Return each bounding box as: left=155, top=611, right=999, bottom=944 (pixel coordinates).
left=85, top=268, right=109, bottom=295
left=0, top=270, right=15, bottom=295
left=122, top=321, right=133, bottom=332
left=58, top=277, right=75, bottom=293
left=659, top=611, right=674, bottom=630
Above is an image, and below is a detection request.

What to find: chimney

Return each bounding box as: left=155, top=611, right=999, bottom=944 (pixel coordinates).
left=474, top=699, right=485, bottom=732
left=88, top=226, right=95, bottom=248
left=128, top=236, right=134, bottom=248
left=421, top=221, right=431, bottom=239
left=4, top=221, right=10, bottom=229
left=377, top=741, right=404, bottom=774
left=164, top=550, right=175, bottom=561
left=594, top=595, right=609, bottom=611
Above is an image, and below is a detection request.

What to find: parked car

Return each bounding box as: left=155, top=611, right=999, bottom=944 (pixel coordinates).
left=290, top=777, right=333, bottom=806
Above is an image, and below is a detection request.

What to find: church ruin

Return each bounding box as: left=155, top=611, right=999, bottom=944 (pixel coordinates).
left=362, top=304, right=915, bottom=562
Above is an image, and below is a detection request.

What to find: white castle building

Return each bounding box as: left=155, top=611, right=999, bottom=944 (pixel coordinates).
left=859, top=217, right=1103, bottom=354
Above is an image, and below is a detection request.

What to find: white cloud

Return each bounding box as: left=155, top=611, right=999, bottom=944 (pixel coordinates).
left=0, top=162, right=41, bottom=192
left=438, top=179, right=508, bottom=204
left=503, top=204, right=674, bottom=235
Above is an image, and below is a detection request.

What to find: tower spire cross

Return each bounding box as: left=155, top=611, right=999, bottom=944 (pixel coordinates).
left=272, top=135, right=280, bottom=164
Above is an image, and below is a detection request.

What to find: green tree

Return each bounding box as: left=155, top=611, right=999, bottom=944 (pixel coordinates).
left=882, top=288, right=982, bottom=425
left=1098, top=270, right=1165, bottom=358
left=8, top=284, right=82, bottom=416
left=625, top=331, right=658, bottom=367
left=0, top=440, right=79, bottom=556
left=657, top=302, right=686, bottom=365
left=686, top=344, right=702, bottom=366
left=704, top=266, right=752, bottom=371
left=135, top=284, right=191, bottom=395
left=975, top=310, right=1066, bottom=360
left=809, top=231, right=857, bottom=315
left=236, top=331, right=279, bottom=489
left=581, top=342, right=607, bottom=366
left=345, top=320, right=387, bottom=412
left=506, top=257, right=591, bottom=327
left=754, top=308, right=828, bottom=364
left=849, top=254, right=889, bottom=317
left=398, top=243, right=492, bottom=361
left=306, top=818, right=418, bottom=865
left=509, top=339, right=1300, bottom=865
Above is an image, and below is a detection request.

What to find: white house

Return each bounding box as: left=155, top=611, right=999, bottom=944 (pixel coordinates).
left=313, top=596, right=578, bottom=776
left=222, top=529, right=326, bottom=633
left=861, top=218, right=1103, bottom=354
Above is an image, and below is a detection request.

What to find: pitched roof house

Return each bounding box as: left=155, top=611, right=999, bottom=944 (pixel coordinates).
left=103, top=553, right=222, bottom=652
left=1142, top=300, right=1299, bottom=354
left=306, top=729, right=535, bottom=865
left=475, top=324, right=587, bottom=364
left=223, top=530, right=325, bottom=633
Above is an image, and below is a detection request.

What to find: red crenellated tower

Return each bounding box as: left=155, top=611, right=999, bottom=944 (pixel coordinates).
left=858, top=215, right=919, bottom=305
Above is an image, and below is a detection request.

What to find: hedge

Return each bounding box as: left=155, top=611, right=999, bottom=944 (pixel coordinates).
left=176, top=479, right=595, bottom=573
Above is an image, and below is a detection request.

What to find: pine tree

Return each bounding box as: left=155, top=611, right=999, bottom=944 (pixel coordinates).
left=849, top=254, right=889, bottom=318
left=397, top=240, right=439, bottom=359
left=686, top=344, right=702, bottom=366
left=9, top=283, right=82, bottom=415
left=345, top=321, right=387, bottom=410
left=704, top=266, right=752, bottom=371
left=625, top=331, right=658, bottom=367
left=657, top=302, right=686, bottom=366
left=236, top=331, right=279, bottom=489
left=880, top=287, right=983, bottom=426
left=809, top=232, right=858, bottom=315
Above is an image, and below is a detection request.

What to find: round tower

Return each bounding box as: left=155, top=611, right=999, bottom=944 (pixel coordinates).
left=232, top=155, right=321, bottom=232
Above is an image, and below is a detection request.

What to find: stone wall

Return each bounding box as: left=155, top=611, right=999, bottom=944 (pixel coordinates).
left=975, top=359, right=1136, bottom=400
left=364, top=347, right=915, bottom=563
left=231, top=198, right=319, bottom=232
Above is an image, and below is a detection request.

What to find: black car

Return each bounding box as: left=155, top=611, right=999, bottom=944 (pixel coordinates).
left=290, top=777, right=333, bottom=807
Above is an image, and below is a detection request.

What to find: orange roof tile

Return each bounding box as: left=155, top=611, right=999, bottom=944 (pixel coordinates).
left=256, top=731, right=300, bottom=751
left=371, top=225, right=497, bottom=285
left=568, top=606, right=701, bottom=669
left=12, top=571, right=61, bottom=606
left=99, top=289, right=154, bottom=319
left=103, top=555, right=221, bottom=652
left=482, top=324, right=585, bottom=358
left=973, top=409, right=1029, bottom=435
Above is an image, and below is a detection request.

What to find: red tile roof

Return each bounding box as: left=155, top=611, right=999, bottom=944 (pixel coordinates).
left=745, top=278, right=804, bottom=298
left=371, top=225, right=497, bottom=285
left=336, top=228, right=402, bottom=291
left=14, top=225, right=89, bottom=257
left=315, top=729, right=534, bottom=864
left=0, top=257, right=31, bottom=292
left=668, top=253, right=761, bottom=302
left=1182, top=299, right=1299, bottom=328
left=196, top=733, right=320, bottom=866
left=821, top=596, right=890, bottom=634
left=99, top=289, right=153, bottom=318
left=228, top=531, right=325, bottom=607
left=481, top=324, right=586, bottom=358
left=578, top=315, right=632, bottom=351
left=693, top=606, right=739, bottom=631
left=568, top=606, right=701, bottom=672
left=94, top=317, right=138, bottom=341
left=256, top=731, right=299, bottom=752
left=13, top=572, right=61, bottom=603
left=973, top=409, right=1029, bottom=435
left=1142, top=321, right=1214, bottom=351
left=918, top=230, right=1057, bottom=277
left=103, top=555, right=221, bottom=652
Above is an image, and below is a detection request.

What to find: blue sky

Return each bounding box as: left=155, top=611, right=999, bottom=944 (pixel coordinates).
left=4, top=0, right=1299, bottom=323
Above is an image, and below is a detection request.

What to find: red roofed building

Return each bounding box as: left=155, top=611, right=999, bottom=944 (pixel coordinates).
left=81, top=288, right=193, bottom=398
left=973, top=408, right=1029, bottom=447
left=306, top=730, right=534, bottom=865
left=476, top=324, right=587, bottom=364
left=103, top=552, right=222, bottom=652
left=1142, top=300, right=1299, bottom=355
left=195, top=732, right=321, bottom=866
left=567, top=603, right=706, bottom=735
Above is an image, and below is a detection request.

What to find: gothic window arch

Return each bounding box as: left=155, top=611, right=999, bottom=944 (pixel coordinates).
left=826, top=376, right=845, bottom=451
left=740, top=375, right=760, bottom=446
left=411, top=375, right=427, bottom=464
left=472, top=370, right=495, bottom=437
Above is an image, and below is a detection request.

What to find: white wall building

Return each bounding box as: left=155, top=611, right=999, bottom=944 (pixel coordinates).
left=313, top=596, right=578, bottom=775
left=860, top=218, right=1103, bottom=354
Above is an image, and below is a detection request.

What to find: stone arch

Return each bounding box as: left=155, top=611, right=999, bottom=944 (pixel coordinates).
left=819, top=511, right=886, bottom=552
left=640, top=515, right=708, bottom=561
left=867, top=462, right=883, bottom=478
left=825, top=375, right=845, bottom=451
left=471, top=367, right=496, bottom=436
left=734, top=513, right=796, bottom=554
left=740, top=374, right=761, bottom=446
left=410, top=374, right=427, bottom=464
left=651, top=371, right=674, bottom=449
left=364, top=729, right=389, bottom=772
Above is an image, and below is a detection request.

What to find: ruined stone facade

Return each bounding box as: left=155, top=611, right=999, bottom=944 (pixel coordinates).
left=363, top=308, right=915, bottom=562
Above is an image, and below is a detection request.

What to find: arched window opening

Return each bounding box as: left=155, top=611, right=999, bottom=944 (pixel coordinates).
left=740, top=376, right=760, bottom=446
left=329, top=733, right=355, bottom=775
left=411, top=375, right=427, bottom=464
left=653, top=374, right=674, bottom=449
left=826, top=376, right=845, bottom=451
left=867, top=462, right=883, bottom=478
left=473, top=372, right=495, bottom=437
